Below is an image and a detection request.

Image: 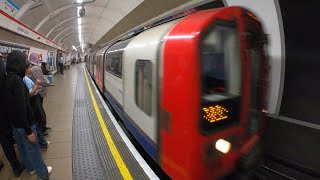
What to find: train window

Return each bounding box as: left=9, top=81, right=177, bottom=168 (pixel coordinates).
left=105, top=56, right=122, bottom=77
left=201, top=25, right=241, bottom=97
left=200, top=22, right=241, bottom=134
left=105, top=39, right=131, bottom=78
left=135, top=60, right=152, bottom=116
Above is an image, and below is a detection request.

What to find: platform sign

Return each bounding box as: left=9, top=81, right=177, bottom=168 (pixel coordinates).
left=0, top=0, right=19, bottom=17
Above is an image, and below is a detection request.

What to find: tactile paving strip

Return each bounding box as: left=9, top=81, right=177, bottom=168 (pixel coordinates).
left=83, top=67, right=150, bottom=180
left=72, top=66, right=105, bottom=180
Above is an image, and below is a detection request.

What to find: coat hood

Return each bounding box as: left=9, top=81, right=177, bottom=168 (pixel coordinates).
left=6, top=50, right=27, bottom=78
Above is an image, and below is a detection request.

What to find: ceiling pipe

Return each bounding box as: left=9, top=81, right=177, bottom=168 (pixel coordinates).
left=29, top=0, right=43, bottom=10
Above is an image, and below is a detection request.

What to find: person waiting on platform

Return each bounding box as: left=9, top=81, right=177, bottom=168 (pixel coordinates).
left=5, top=50, right=52, bottom=179
left=0, top=52, right=25, bottom=177
left=24, top=61, right=50, bottom=151
left=59, top=55, right=64, bottom=74
left=29, top=59, right=52, bottom=136
left=41, top=62, right=54, bottom=86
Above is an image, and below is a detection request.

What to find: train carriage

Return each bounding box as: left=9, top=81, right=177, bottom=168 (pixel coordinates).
left=87, top=6, right=268, bottom=179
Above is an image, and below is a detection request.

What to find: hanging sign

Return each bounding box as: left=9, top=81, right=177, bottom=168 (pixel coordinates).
left=0, top=0, right=19, bottom=17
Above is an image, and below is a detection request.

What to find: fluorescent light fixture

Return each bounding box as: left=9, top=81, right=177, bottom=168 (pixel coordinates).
left=81, top=42, right=84, bottom=52
left=215, top=139, right=231, bottom=154
left=77, top=0, right=83, bottom=3
left=77, top=6, right=81, bottom=17
left=77, top=18, right=81, bottom=25
left=78, top=24, right=81, bottom=31
left=72, top=45, right=77, bottom=50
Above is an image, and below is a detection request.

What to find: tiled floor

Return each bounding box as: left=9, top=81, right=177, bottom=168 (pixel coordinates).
left=0, top=64, right=78, bottom=180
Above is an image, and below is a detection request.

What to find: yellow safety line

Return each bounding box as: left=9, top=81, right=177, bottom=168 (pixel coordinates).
left=84, top=69, right=133, bottom=180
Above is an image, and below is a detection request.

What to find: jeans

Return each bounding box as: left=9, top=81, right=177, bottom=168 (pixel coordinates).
left=44, top=75, right=54, bottom=84
left=36, top=127, right=48, bottom=149
left=13, top=124, right=48, bottom=179
left=0, top=128, right=21, bottom=169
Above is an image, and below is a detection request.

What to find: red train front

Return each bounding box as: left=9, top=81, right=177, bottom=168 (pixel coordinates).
left=87, top=6, right=268, bottom=180
left=160, top=7, right=268, bottom=179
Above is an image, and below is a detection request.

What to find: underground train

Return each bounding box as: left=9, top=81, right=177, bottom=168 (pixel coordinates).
left=85, top=6, right=269, bottom=179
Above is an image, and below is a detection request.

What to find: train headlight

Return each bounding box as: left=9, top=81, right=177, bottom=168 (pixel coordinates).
left=215, top=139, right=231, bottom=154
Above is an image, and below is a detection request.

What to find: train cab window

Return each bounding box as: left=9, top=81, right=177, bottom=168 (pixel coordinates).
left=200, top=22, right=241, bottom=134
left=135, top=60, right=152, bottom=116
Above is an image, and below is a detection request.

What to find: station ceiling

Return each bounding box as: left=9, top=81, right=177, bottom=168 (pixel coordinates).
left=11, top=0, right=192, bottom=51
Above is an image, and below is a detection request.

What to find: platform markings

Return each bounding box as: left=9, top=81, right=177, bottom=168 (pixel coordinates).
left=85, top=68, right=159, bottom=180
left=84, top=69, right=133, bottom=180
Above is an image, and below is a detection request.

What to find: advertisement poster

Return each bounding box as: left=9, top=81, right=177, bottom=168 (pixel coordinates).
left=28, top=47, right=48, bottom=64
left=47, top=51, right=57, bottom=72
left=0, top=41, right=30, bottom=61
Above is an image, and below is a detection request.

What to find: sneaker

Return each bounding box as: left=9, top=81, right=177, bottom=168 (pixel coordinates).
left=45, top=127, right=52, bottom=132
left=40, top=146, right=48, bottom=151
left=43, top=132, right=49, bottom=138
left=13, top=165, right=25, bottom=177
left=29, top=169, right=36, bottom=175
left=47, top=166, right=52, bottom=174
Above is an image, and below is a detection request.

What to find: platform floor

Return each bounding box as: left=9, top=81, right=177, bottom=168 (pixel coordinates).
left=0, top=64, right=157, bottom=180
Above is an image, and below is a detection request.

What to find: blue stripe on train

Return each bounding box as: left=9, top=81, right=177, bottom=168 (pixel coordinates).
left=103, top=91, right=157, bottom=160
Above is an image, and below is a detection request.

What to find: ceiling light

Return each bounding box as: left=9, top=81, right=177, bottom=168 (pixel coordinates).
left=72, top=45, right=77, bottom=50
left=77, top=0, right=83, bottom=3
left=77, top=7, right=81, bottom=18
left=77, top=18, right=82, bottom=25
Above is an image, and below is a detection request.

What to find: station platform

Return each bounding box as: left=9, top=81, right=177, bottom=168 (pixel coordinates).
left=0, top=64, right=158, bottom=180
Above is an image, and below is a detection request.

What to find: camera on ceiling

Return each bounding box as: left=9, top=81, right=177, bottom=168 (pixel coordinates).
left=78, top=7, right=85, bottom=18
